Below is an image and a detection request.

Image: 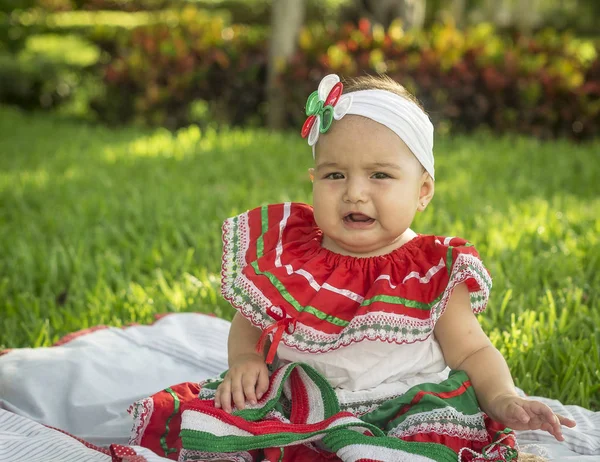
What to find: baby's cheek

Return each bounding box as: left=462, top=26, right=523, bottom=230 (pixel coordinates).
left=314, top=183, right=339, bottom=203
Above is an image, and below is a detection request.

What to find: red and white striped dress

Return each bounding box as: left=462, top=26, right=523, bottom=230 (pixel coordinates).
left=131, top=202, right=518, bottom=462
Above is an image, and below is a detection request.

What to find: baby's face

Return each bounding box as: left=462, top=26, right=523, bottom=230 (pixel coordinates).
left=311, top=115, right=432, bottom=257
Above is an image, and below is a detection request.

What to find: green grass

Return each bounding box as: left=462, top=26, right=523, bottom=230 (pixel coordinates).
left=1, top=105, right=598, bottom=409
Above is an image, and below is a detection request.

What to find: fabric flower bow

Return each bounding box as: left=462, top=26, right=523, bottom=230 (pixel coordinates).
left=301, top=74, right=353, bottom=147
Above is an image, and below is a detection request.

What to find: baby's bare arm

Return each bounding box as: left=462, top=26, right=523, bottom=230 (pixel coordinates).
left=433, top=284, right=515, bottom=411
left=434, top=284, right=575, bottom=440
left=215, top=313, right=270, bottom=413
left=227, top=312, right=265, bottom=365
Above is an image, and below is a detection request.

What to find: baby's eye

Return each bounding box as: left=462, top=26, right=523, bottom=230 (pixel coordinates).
left=371, top=172, right=391, bottom=179
left=325, top=172, right=345, bottom=180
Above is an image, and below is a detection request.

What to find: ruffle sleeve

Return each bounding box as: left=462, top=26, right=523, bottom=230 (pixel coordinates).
left=221, top=202, right=492, bottom=357
left=399, top=236, right=492, bottom=327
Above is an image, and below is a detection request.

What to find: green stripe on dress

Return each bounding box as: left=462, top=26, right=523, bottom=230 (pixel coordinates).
left=181, top=366, right=477, bottom=461
left=361, top=371, right=482, bottom=429
left=303, top=364, right=341, bottom=419
left=256, top=205, right=269, bottom=257
left=360, top=293, right=442, bottom=311
left=250, top=261, right=350, bottom=327
left=181, top=421, right=384, bottom=452
left=249, top=206, right=488, bottom=331
left=446, top=246, right=454, bottom=277
left=160, top=387, right=180, bottom=456
left=250, top=205, right=432, bottom=327
left=323, top=428, right=457, bottom=461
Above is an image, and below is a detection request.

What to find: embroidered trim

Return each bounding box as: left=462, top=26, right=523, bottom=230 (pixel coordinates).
left=127, top=397, right=154, bottom=446
left=180, top=363, right=481, bottom=461
left=221, top=209, right=492, bottom=353
left=339, top=393, right=403, bottom=417
left=179, top=449, right=254, bottom=461
left=430, top=253, right=491, bottom=325
left=388, top=407, right=489, bottom=441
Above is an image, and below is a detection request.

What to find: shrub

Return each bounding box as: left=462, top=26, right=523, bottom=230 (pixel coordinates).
left=92, top=6, right=268, bottom=128
left=282, top=20, right=600, bottom=139
left=5, top=4, right=599, bottom=139
left=97, top=13, right=599, bottom=139
left=0, top=33, right=100, bottom=109
left=0, top=52, right=69, bottom=108
left=75, top=0, right=346, bottom=24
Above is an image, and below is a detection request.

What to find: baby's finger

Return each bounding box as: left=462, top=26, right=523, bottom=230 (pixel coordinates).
left=527, top=402, right=563, bottom=440
left=539, top=421, right=563, bottom=441
left=509, top=402, right=530, bottom=424
left=521, top=410, right=544, bottom=430
left=242, top=372, right=259, bottom=405
left=256, top=367, right=269, bottom=399
left=557, top=414, right=577, bottom=428
left=539, top=406, right=563, bottom=439
left=231, top=378, right=247, bottom=411
left=214, top=386, right=221, bottom=408
left=217, top=380, right=232, bottom=413
left=547, top=418, right=565, bottom=441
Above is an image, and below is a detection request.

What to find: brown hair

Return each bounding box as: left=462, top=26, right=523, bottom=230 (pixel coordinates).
left=343, top=74, right=426, bottom=113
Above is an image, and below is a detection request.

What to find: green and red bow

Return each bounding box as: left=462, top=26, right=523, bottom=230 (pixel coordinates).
left=300, top=74, right=353, bottom=147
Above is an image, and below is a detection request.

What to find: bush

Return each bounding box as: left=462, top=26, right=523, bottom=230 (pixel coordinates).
left=92, top=6, right=267, bottom=128
left=97, top=12, right=599, bottom=139
left=77, top=0, right=170, bottom=11
left=75, top=0, right=347, bottom=24
left=0, top=52, right=66, bottom=108
left=0, top=33, right=100, bottom=110
left=282, top=20, right=600, bottom=140
left=3, top=9, right=174, bottom=55
left=4, top=4, right=599, bottom=138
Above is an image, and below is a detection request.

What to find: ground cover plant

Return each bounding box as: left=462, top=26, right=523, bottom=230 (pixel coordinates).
left=0, top=104, right=598, bottom=409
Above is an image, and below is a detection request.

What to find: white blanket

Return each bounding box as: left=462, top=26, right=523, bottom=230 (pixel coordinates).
left=1, top=313, right=598, bottom=461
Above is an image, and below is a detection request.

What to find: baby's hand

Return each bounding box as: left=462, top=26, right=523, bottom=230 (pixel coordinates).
left=488, top=393, right=577, bottom=441
left=214, top=353, right=269, bottom=413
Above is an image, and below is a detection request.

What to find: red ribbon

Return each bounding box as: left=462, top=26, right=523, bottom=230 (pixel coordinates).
left=255, top=306, right=296, bottom=365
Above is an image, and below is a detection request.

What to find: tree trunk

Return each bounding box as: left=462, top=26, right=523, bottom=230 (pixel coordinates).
left=483, top=0, right=511, bottom=28
left=266, top=0, right=305, bottom=130
left=514, top=0, right=541, bottom=33
left=400, top=0, right=427, bottom=29
left=351, top=0, right=426, bottom=30
left=449, top=0, right=466, bottom=27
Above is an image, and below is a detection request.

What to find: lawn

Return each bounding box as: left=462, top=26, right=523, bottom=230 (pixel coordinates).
left=1, top=105, right=598, bottom=409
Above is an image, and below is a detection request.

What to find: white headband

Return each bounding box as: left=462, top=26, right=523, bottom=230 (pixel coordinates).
left=302, top=74, right=435, bottom=179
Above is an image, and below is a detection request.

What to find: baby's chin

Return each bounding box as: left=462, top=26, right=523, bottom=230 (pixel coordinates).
left=328, top=230, right=417, bottom=257
left=323, top=236, right=393, bottom=258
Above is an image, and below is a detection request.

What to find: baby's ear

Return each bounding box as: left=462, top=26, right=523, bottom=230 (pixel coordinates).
left=418, top=172, right=434, bottom=210
left=308, top=168, right=315, bottom=182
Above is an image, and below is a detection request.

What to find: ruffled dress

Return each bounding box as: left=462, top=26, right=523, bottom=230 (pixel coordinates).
left=129, top=203, right=518, bottom=462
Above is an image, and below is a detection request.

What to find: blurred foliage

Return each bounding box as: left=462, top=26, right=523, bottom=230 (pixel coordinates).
left=3, top=0, right=600, bottom=34
left=75, top=0, right=349, bottom=24
left=285, top=19, right=600, bottom=139
left=424, top=0, right=600, bottom=37
left=90, top=8, right=599, bottom=139
left=1, top=1, right=599, bottom=138
left=0, top=33, right=99, bottom=110
left=0, top=8, right=179, bottom=54
left=92, top=6, right=268, bottom=127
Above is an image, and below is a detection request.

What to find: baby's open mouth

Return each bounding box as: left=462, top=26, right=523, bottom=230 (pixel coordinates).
left=344, top=213, right=375, bottom=224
